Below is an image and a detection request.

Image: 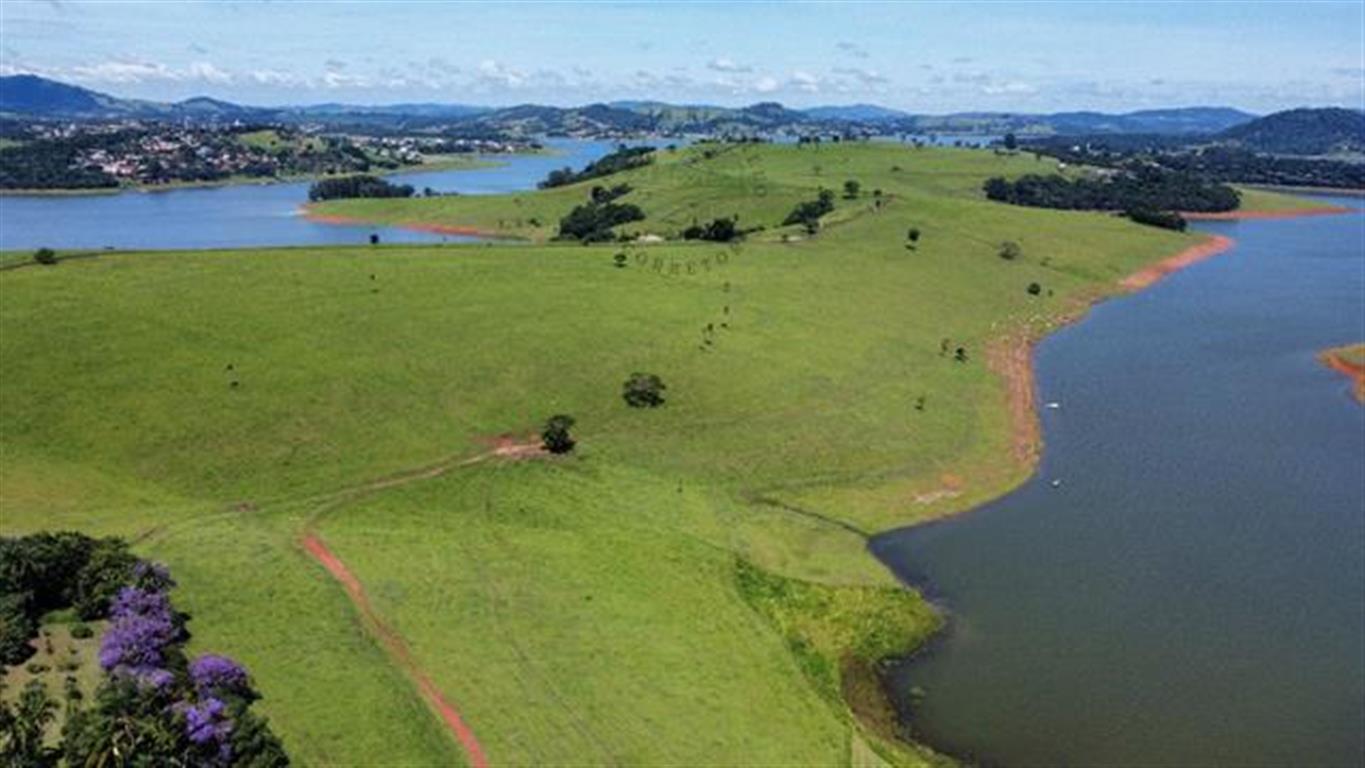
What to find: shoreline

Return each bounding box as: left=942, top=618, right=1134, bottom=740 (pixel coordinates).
left=1182, top=206, right=1350, bottom=221
left=300, top=206, right=509, bottom=240
left=1318, top=346, right=1365, bottom=402
left=874, top=229, right=1240, bottom=763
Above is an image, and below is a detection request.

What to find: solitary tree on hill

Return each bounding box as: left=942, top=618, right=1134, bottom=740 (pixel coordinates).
left=541, top=414, right=577, bottom=454
left=843, top=179, right=861, bottom=199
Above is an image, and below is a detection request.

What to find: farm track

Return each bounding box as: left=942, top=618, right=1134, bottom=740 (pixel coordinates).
left=293, top=436, right=544, bottom=766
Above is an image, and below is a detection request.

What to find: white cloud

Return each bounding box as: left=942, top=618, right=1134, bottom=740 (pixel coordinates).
left=788, top=70, right=821, bottom=93
left=752, top=75, right=779, bottom=93
left=832, top=66, right=889, bottom=86
left=186, top=61, right=232, bottom=85
left=982, top=81, right=1037, bottom=95
left=475, top=58, right=527, bottom=88
left=707, top=57, right=752, bottom=74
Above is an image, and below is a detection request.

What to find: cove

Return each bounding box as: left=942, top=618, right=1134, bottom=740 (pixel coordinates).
left=872, top=196, right=1365, bottom=767
left=0, top=138, right=665, bottom=251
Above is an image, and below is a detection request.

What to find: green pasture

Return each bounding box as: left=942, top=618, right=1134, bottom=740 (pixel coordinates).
left=1, top=143, right=1285, bottom=765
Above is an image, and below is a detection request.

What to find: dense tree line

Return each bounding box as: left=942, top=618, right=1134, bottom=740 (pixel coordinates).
left=0, top=140, right=118, bottom=189
left=983, top=168, right=1239, bottom=213
left=1024, top=136, right=1365, bottom=190
left=308, top=174, right=415, bottom=201
left=1125, top=208, right=1188, bottom=231
left=0, top=531, right=288, bottom=766
left=539, top=145, right=655, bottom=189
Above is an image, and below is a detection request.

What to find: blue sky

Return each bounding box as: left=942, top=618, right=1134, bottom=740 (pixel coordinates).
left=2, top=1, right=1362, bottom=113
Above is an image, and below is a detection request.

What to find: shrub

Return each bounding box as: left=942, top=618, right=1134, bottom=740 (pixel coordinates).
left=33, top=247, right=57, bottom=266
left=541, top=414, right=577, bottom=454
left=70, top=624, right=94, bottom=640
left=25, top=662, right=49, bottom=674
left=1027, top=282, right=1042, bottom=296
left=622, top=373, right=667, bottom=408
left=681, top=216, right=740, bottom=242
left=843, top=179, right=860, bottom=199
left=613, top=253, right=627, bottom=268
left=998, top=241, right=1022, bottom=261
left=907, top=227, right=921, bottom=244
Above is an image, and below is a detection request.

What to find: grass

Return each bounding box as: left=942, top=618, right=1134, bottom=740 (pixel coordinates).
left=0, top=142, right=1297, bottom=765
left=1234, top=185, right=1339, bottom=213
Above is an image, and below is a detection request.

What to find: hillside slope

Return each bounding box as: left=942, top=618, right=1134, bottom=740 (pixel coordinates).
left=3, top=143, right=1215, bottom=766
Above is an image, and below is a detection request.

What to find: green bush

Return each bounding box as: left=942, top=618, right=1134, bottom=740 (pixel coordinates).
left=622, top=373, right=667, bottom=408
left=541, top=414, right=577, bottom=454
left=33, top=247, right=57, bottom=266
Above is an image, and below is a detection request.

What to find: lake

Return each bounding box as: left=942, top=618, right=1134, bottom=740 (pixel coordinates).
left=0, top=138, right=669, bottom=251
left=872, top=196, right=1365, bottom=766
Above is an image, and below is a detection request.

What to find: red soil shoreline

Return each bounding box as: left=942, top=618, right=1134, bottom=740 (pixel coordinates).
left=300, top=533, right=490, bottom=768
left=991, top=232, right=1238, bottom=469
left=1182, top=206, right=1350, bottom=221
left=1119, top=234, right=1236, bottom=291
left=301, top=206, right=502, bottom=239
left=1319, top=351, right=1365, bottom=403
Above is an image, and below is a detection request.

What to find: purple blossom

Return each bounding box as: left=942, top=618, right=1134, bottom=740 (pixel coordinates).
left=110, top=586, right=173, bottom=621
left=190, top=654, right=250, bottom=697
left=131, top=561, right=176, bottom=592
left=185, top=696, right=234, bottom=763
left=100, top=586, right=181, bottom=676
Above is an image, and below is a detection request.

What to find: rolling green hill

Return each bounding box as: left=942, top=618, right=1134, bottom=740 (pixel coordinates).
left=2, top=142, right=1255, bottom=765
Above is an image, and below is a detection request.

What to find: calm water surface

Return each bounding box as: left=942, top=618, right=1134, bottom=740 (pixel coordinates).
left=872, top=197, right=1365, bottom=766
left=0, top=138, right=661, bottom=250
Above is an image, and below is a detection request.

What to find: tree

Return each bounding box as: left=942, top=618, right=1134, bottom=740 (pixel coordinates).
left=613, top=253, right=627, bottom=268
left=32, top=248, right=56, bottom=266
left=541, top=415, right=577, bottom=454
left=1004, top=132, right=1018, bottom=151
left=907, top=227, right=921, bottom=246
left=622, top=373, right=666, bottom=408
left=1027, top=282, right=1042, bottom=296
left=998, top=241, right=1022, bottom=261
left=0, top=680, right=57, bottom=767
left=843, top=179, right=860, bottom=199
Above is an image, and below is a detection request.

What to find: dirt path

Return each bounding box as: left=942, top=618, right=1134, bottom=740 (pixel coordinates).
left=296, top=434, right=543, bottom=767
left=300, top=533, right=490, bottom=768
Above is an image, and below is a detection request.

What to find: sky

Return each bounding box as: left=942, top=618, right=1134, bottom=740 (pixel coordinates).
left=1, top=0, right=1362, bottom=114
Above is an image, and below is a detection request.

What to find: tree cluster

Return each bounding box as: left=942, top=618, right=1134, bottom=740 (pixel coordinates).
left=0, top=532, right=288, bottom=766
left=307, top=174, right=415, bottom=202
left=681, top=216, right=740, bottom=242
left=983, top=169, right=1239, bottom=213
left=556, top=200, right=645, bottom=243
left=782, top=189, right=836, bottom=233
left=1125, top=208, right=1188, bottom=231
left=539, top=145, right=656, bottom=189
left=622, top=373, right=667, bottom=408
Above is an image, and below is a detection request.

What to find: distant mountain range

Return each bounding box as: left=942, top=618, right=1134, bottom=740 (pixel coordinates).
left=0, top=73, right=1305, bottom=140
left=1218, top=107, right=1365, bottom=156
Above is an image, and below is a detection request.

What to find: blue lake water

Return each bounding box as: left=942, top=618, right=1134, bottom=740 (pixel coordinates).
left=0, top=138, right=665, bottom=251
left=872, top=196, right=1365, bottom=766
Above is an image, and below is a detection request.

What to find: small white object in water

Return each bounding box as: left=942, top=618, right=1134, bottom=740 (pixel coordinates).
left=1050, top=479, right=1062, bottom=488
left=1045, top=401, right=1061, bottom=410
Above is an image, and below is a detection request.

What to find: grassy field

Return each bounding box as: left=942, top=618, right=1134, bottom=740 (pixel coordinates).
left=1, top=142, right=1252, bottom=765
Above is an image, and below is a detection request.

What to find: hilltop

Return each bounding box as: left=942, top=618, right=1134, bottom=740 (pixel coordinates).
left=1, top=73, right=1258, bottom=136
left=1217, top=107, right=1365, bottom=156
